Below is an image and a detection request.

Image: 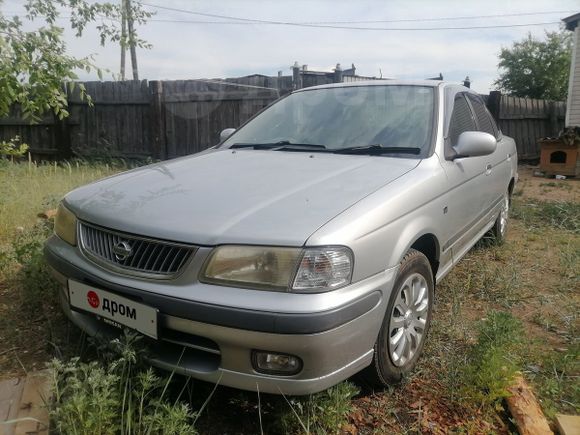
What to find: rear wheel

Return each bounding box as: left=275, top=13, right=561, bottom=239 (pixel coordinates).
left=363, top=249, right=434, bottom=386
left=490, top=190, right=510, bottom=245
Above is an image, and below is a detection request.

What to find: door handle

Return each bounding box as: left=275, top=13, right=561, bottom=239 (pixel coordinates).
left=485, top=164, right=492, bottom=176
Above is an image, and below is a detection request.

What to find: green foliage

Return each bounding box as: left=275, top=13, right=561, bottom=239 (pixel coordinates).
left=0, top=136, right=28, bottom=157
left=511, top=199, right=580, bottom=233
left=461, top=311, right=523, bottom=408
left=276, top=382, right=359, bottom=434
left=49, top=334, right=198, bottom=435
left=0, top=0, right=153, bottom=121
left=494, top=30, right=572, bottom=100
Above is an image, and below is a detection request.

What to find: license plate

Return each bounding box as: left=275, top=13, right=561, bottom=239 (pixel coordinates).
left=68, top=280, right=158, bottom=339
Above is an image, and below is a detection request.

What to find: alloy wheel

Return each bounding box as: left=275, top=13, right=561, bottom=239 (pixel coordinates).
left=388, top=272, right=429, bottom=367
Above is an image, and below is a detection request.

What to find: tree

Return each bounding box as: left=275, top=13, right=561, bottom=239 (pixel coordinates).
left=0, top=0, right=152, bottom=122
left=494, top=30, right=572, bottom=101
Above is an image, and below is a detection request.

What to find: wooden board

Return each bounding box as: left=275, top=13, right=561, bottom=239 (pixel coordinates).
left=0, top=371, right=50, bottom=435
left=556, top=414, right=580, bottom=435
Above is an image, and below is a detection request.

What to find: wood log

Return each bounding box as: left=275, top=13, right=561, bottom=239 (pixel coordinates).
left=506, top=375, right=553, bottom=435
left=37, top=209, right=57, bottom=220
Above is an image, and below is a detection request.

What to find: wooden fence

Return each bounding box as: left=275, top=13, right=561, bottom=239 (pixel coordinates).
left=486, top=91, right=566, bottom=159
left=0, top=81, right=566, bottom=161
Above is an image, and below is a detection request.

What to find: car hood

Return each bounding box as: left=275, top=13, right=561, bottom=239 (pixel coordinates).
left=65, top=149, right=419, bottom=246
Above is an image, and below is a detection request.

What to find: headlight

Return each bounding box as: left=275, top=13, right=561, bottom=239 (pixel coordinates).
left=54, top=202, right=77, bottom=245
left=201, top=246, right=301, bottom=290
left=200, top=245, right=353, bottom=292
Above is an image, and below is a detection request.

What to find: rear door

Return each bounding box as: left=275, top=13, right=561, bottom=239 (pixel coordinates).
left=466, top=93, right=510, bottom=206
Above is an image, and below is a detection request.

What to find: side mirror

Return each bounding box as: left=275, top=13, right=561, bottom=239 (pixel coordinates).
left=220, top=128, right=236, bottom=142
left=453, top=131, right=497, bottom=159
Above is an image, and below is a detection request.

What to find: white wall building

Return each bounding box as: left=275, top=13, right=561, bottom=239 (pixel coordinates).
left=564, top=13, right=580, bottom=127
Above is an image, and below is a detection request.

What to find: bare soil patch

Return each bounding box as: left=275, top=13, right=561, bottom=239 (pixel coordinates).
left=516, top=165, right=579, bottom=203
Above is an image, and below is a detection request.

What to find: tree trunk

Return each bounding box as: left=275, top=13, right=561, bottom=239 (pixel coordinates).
left=126, top=0, right=139, bottom=81
left=120, top=0, right=127, bottom=80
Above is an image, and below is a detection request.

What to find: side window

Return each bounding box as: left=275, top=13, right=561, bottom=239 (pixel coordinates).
left=447, top=94, right=476, bottom=146
left=467, top=94, right=498, bottom=137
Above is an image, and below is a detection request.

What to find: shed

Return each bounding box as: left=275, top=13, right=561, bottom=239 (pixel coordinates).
left=563, top=12, right=580, bottom=127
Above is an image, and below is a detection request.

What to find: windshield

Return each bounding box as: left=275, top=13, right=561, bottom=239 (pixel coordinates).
left=221, top=85, right=435, bottom=156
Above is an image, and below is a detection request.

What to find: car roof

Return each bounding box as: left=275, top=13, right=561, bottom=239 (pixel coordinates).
left=294, top=79, right=469, bottom=92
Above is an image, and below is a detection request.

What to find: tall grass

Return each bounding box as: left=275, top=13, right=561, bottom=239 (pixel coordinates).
left=0, top=159, right=129, bottom=245
left=511, top=199, right=580, bottom=233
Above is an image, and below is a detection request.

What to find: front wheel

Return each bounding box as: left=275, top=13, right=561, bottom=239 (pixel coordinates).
left=362, top=249, right=434, bottom=387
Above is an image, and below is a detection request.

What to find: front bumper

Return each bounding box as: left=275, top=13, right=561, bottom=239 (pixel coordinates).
left=46, top=236, right=396, bottom=395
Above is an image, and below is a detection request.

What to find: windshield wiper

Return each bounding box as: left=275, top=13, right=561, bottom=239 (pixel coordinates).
left=230, top=141, right=327, bottom=151
left=332, top=145, right=422, bottom=155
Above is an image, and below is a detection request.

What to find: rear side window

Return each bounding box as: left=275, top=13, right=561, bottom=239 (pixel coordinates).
left=447, top=94, right=476, bottom=146
left=467, top=94, right=498, bottom=137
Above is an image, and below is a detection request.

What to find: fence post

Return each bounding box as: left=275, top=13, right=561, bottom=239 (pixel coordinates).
left=334, top=63, right=343, bottom=83
left=149, top=80, right=167, bottom=160
left=487, top=91, right=502, bottom=123
left=54, top=114, right=72, bottom=160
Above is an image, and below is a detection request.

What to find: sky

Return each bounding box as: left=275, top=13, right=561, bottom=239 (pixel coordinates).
left=3, top=0, right=579, bottom=93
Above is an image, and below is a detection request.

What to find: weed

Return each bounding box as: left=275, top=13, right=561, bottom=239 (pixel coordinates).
left=460, top=311, right=523, bottom=409
left=274, top=382, right=359, bottom=434
left=49, top=334, right=198, bottom=435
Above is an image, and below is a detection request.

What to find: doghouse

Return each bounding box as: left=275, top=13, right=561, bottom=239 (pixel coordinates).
left=539, top=136, right=580, bottom=177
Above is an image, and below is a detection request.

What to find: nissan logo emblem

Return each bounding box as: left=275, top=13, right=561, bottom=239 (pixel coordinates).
left=112, top=241, right=133, bottom=261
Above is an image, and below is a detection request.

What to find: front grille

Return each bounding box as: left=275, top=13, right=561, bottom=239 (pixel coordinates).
left=79, top=222, right=195, bottom=278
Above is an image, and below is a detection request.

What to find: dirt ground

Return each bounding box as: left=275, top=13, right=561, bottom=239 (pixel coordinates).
left=517, top=165, right=580, bottom=202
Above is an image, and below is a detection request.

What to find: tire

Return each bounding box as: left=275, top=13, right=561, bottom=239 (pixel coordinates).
left=362, top=249, right=434, bottom=387
left=489, top=189, right=510, bottom=245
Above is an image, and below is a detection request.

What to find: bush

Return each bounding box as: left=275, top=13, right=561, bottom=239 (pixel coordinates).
left=0, top=136, right=28, bottom=158
left=11, top=220, right=59, bottom=306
